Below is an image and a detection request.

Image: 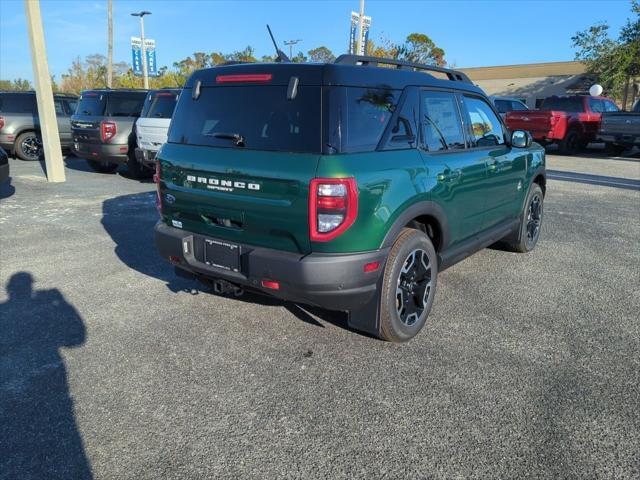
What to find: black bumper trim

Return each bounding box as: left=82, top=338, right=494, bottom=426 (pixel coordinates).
left=155, top=222, right=388, bottom=313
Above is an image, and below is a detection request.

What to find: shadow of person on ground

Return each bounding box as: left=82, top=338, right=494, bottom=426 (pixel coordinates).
left=0, top=272, right=93, bottom=480
left=101, top=193, right=350, bottom=332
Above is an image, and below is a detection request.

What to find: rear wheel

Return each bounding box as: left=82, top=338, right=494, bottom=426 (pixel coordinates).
left=126, top=151, right=152, bottom=180
left=87, top=159, right=119, bottom=174
left=506, top=183, right=544, bottom=253
left=378, top=228, right=438, bottom=343
left=15, top=131, right=42, bottom=161
left=605, top=143, right=626, bottom=157
left=557, top=129, right=582, bottom=155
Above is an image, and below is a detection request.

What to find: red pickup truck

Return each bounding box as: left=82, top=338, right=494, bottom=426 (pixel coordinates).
left=505, top=95, right=619, bottom=154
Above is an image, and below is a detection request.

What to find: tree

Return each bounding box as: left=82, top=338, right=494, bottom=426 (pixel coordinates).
left=291, top=51, right=308, bottom=63
left=396, top=33, right=446, bottom=66
left=572, top=0, right=639, bottom=106
left=308, top=46, right=335, bottom=63
left=0, top=79, right=33, bottom=91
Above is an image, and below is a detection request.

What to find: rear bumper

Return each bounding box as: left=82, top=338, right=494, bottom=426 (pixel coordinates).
left=155, top=222, right=388, bottom=312
left=73, top=141, right=129, bottom=164
left=134, top=147, right=157, bottom=168
left=597, top=133, right=640, bottom=147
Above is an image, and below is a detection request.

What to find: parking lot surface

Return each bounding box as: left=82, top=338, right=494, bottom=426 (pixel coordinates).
left=1, top=153, right=639, bottom=479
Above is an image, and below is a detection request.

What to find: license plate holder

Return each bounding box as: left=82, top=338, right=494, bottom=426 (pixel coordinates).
left=203, top=238, right=240, bottom=272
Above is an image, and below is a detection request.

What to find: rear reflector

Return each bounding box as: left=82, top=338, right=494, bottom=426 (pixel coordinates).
left=216, top=74, right=273, bottom=83
left=364, top=261, right=380, bottom=273
left=168, top=255, right=180, bottom=264
left=261, top=279, right=280, bottom=290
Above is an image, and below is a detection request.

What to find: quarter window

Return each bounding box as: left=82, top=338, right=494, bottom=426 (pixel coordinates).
left=420, top=91, right=466, bottom=151
left=462, top=96, right=505, bottom=147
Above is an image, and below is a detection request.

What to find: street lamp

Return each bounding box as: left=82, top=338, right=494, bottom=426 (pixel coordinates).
left=131, top=11, right=151, bottom=89
left=284, top=39, right=302, bottom=60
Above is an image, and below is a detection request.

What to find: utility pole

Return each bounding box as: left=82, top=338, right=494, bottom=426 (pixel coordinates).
left=24, top=0, right=65, bottom=182
left=131, top=11, right=151, bottom=89
left=356, top=0, right=365, bottom=56
left=284, top=39, right=302, bottom=60
left=107, top=0, right=113, bottom=88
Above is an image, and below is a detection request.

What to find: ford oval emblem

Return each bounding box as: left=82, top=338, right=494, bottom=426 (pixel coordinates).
left=164, top=193, right=176, bottom=204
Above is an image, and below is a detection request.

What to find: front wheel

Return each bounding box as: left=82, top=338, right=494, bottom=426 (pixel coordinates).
left=506, top=183, right=544, bottom=253
left=378, top=228, right=438, bottom=343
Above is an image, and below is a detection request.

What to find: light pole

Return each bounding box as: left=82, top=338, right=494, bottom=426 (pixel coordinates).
left=284, top=39, right=302, bottom=60
left=131, top=10, right=151, bottom=89
left=356, top=0, right=365, bottom=56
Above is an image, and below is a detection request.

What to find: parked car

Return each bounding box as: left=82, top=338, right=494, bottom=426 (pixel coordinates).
left=0, top=146, right=8, bottom=183
left=71, top=89, right=147, bottom=176
left=505, top=95, right=618, bottom=154
left=491, top=96, right=529, bottom=118
left=135, top=88, right=180, bottom=172
left=0, top=91, right=78, bottom=161
left=154, top=55, right=546, bottom=343
left=597, top=98, right=640, bottom=155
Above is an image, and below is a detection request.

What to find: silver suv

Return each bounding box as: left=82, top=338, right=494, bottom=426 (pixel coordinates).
left=0, top=91, right=78, bottom=161
left=135, top=89, right=180, bottom=172
left=71, top=89, right=147, bottom=177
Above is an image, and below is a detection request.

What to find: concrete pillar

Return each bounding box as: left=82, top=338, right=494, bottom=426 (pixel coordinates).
left=24, top=0, right=65, bottom=182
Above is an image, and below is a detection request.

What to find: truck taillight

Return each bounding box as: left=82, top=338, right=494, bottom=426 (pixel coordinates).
left=309, top=178, right=358, bottom=242
left=154, top=160, right=162, bottom=214
left=0, top=115, right=4, bottom=130
left=101, top=120, right=116, bottom=142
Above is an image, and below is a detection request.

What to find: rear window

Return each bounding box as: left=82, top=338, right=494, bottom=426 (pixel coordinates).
left=168, top=85, right=321, bottom=153
left=141, top=91, right=179, bottom=119
left=76, top=92, right=145, bottom=117
left=541, top=97, right=585, bottom=112
left=0, top=93, right=36, bottom=113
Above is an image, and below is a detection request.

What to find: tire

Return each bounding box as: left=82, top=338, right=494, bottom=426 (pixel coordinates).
left=557, top=129, right=582, bottom=155
left=126, top=151, right=152, bottom=180
left=605, top=143, right=626, bottom=157
left=506, top=183, right=544, bottom=253
left=378, top=228, right=438, bottom=343
left=15, top=131, right=43, bottom=161
left=87, top=159, right=119, bottom=174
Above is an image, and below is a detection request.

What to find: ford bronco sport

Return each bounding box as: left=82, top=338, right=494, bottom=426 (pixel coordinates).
left=155, top=56, right=546, bottom=342
left=135, top=89, right=180, bottom=172
left=71, top=89, right=147, bottom=176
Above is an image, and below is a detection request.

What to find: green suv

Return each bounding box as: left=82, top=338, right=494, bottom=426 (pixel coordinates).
left=155, top=56, right=546, bottom=342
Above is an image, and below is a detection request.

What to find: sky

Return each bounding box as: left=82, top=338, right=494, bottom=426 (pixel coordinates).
left=0, top=0, right=634, bottom=83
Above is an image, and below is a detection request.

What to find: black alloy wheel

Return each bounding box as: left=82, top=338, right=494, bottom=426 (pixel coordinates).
left=396, top=248, right=433, bottom=327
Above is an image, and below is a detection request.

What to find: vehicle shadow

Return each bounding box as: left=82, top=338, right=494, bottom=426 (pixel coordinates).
left=65, top=156, right=154, bottom=183
left=0, top=176, right=15, bottom=199
left=0, top=272, right=93, bottom=479
left=100, top=193, right=349, bottom=332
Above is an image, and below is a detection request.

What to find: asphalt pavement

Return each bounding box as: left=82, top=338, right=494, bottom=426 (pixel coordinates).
left=1, top=152, right=639, bottom=479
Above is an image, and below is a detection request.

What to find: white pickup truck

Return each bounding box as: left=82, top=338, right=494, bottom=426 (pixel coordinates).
left=134, top=89, right=180, bottom=170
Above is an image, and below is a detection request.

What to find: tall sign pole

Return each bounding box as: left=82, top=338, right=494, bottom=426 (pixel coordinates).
left=107, top=0, right=113, bottom=88
left=23, top=0, right=65, bottom=182
left=356, top=0, right=365, bottom=56
left=131, top=11, right=151, bottom=89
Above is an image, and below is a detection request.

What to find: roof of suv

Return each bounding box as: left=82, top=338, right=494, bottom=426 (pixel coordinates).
left=186, top=56, right=485, bottom=95
left=0, top=90, right=78, bottom=98
left=80, top=88, right=148, bottom=94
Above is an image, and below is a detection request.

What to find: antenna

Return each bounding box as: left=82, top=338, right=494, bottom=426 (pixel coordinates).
left=266, top=24, right=290, bottom=63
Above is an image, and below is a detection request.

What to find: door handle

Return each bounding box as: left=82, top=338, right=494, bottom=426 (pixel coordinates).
left=487, top=160, right=498, bottom=172
left=437, top=168, right=462, bottom=182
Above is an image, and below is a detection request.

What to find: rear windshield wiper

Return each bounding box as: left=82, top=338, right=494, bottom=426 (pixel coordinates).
left=208, top=132, right=245, bottom=146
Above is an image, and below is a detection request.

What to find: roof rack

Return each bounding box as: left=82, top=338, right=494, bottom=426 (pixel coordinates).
left=334, top=55, right=472, bottom=84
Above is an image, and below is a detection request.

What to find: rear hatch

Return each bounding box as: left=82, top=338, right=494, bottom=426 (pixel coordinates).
left=136, top=90, right=179, bottom=151
left=600, top=112, right=640, bottom=136
left=158, top=65, right=323, bottom=254
left=505, top=110, right=557, bottom=133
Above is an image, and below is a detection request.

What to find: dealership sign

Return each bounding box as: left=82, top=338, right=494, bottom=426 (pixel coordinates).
left=131, top=37, right=158, bottom=77
left=348, top=11, right=371, bottom=56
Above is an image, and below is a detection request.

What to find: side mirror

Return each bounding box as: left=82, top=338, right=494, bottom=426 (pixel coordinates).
left=511, top=130, right=532, bottom=148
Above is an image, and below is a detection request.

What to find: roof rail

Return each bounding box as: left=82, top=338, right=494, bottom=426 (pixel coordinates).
left=334, top=55, right=472, bottom=84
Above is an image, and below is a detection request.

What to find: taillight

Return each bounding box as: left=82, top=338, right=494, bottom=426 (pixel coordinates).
left=0, top=115, right=4, bottom=130
left=216, top=74, right=273, bottom=83
left=101, top=120, right=116, bottom=142
left=309, top=178, right=358, bottom=242
left=154, top=160, right=162, bottom=214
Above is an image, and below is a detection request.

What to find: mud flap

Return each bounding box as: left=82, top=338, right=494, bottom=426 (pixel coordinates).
left=347, top=277, right=382, bottom=338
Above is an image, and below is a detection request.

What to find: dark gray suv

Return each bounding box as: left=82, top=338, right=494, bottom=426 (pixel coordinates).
left=71, top=89, right=147, bottom=176
left=0, top=91, right=78, bottom=161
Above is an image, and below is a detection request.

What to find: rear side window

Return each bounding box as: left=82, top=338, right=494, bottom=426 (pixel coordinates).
left=511, top=100, right=528, bottom=111
left=169, top=85, right=321, bottom=153
left=420, top=90, right=465, bottom=151
left=64, top=99, right=78, bottom=115
left=494, top=99, right=511, bottom=114
left=542, top=97, right=585, bottom=112
left=106, top=94, right=145, bottom=117
left=462, top=96, right=505, bottom=147
left=0, top=93, right=36, bottom=113
left=141, top=92, right=179, bottom=119
left=326, top=87, right=399, bottom=153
